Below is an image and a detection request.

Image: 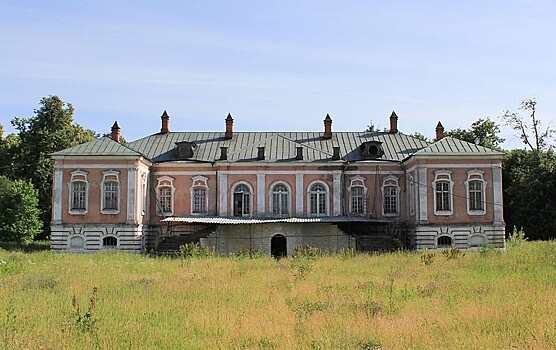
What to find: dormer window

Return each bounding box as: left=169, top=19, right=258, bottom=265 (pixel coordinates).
left=359, top=141, right=384, bottom=159
left=174, top=141, right=197, bottom=159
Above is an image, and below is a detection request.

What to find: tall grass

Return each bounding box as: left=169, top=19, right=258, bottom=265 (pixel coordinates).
left=0, top=241, right=555, bottom=349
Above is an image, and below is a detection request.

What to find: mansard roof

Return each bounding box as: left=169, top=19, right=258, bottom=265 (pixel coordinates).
left=412, top=136, right=503, bottom=157
left=51, top=137, right=143, bottom=157
left=127, top=131, right=431, bottom=163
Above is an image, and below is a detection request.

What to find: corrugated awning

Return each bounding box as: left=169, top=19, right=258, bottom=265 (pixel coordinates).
left=161, top=216, right=389, bottom=225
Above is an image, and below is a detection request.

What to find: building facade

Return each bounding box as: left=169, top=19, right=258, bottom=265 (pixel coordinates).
left=50, top=112, right=505, bottom=254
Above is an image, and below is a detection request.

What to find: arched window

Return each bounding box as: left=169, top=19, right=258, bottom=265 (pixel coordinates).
left=233, top=183, right=252, bottom=217
left=465, top=170, right=487, bottom=215
left=190, top=176, right=209, bottom=214
left=437, top=235, right=452, bottom=248
left=156, top=176, right=175, bottom=216
left=101, top=170, right=120, bottom=213
left=309, top=182, right=327, bottom=216
left=348, top=175, right=367, bottom=216
left=102, top=236, right=117, bottom=248
left=382, top=175, right=400, bottom=216
left=271, top=183, right=290, bottom=216
left=69, top=170, right=88, bottom=214
left=433, top=170, right=454, bottom=215
left=69, top=236, right=85, bottom=250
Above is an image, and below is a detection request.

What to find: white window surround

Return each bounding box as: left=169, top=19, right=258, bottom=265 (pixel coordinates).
left=101, top=235, right=118, bottom=249
left=100, top=170, right=120, bottom=214
left=141, top=172, right=148, bottom=216
left=268, top=181, right=292, bottom=217
left=231, top=181, right=254, bottom=217
left=407, top=174, right=415, bottom=217
left=68, top=170, right=89, bottom=215
left=432, top=170, right=454, bottom=216
left=381, top=175, right=400, bottom=217
left=156, top=176, right=175, bottom=216
left=68, top=235, right=85, bottom=251
left=307, top=180, right=330, bottom=217
left=190, top=175, right=210, bottom=215
left=348, top=175, right=367, bottom=216
left=465, top=170, right=487, bottom=215
left=437, top=235, right=453, bottom=248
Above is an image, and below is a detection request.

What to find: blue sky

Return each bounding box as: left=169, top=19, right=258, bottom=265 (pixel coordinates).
left=1, top=0, right=555, bottom=147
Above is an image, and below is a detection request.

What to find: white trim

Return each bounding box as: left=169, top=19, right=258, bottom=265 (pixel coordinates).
left=465, top=170, right=487, bottom=216
left=101, top=235, right=119, bottom=250
left=381, top=175, right=400, bottom=217
left=417, top=167, right=428, bottom=223
left=432, top=170, right=454, bottom=216
left=295, top=173, right=303, bottom=215
left=306, top=180, right=330, bottom=217
left=407, top=174, right=415, bottom=217
left=231, top=181, right=254, bottom=217
left=257, top=173, right=266, bottom=215
left=406, top=163, right=499, bottom=173
left=68, top=170, right=89, bottom=215
left=152, top=169, right=406, bottom=176
left=348, top=175, right=367, bottom=216
left=127, top=167, right=137, bottom=223
left=100, top=170, right=121, bottom=215
left=218, top=173, right=228, bottom=216
left=268, top=181, right=292, bottom=217
left=344, top=170, right=404, bottom=175
left=55, top=163, right=141, bottom=169
left=68, top=234, right=86, bottom=251
left=155, top=176, right=175, bottom=216
left=492, top=164, right=503, bottom=224
left=333, top=171, right=341, bottom=216
left=52, top=167, right=63, bottom=224
left=190, top=175, right=209, bottom=215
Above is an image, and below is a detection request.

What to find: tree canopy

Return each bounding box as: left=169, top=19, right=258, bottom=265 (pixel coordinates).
left=445, top=118, right=504, bottom=150
left=0, top=176, right=42, bottom=244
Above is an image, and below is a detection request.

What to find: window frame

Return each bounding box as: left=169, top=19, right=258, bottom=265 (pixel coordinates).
left=381, top=175, right=400, bottom=217
left=432, top=170, right=454, bottom=216
left=437, top=235, right=453, bottom=248
left=232, top=182, right=253, bottom=217
left=348, top=175, right=367, bottom=216
left=102, top=235, right=118, bottom=249
left=68, top=170, right=89, bottom=215
left=190, top=175, right=210, bottom=215
left=156, top=176, right=175, bottom=216
left=307, top=181, right=329, bottom=217
left=100, top=170, right=120, bottom=214
left=465, top=170, right=487, bottom=215
left=269, top=181, right=291, bottom=217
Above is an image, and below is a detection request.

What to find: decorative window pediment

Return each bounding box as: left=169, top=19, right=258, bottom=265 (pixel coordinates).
left=68, top=170, right=89, bottom=215
left=433, top=170, right=454, bottom=215
left=156, top=176, right=175, bottom=216
left=465, top=170, right=487, bottom=215
left=382, top=175, right=400, bottom=216
left=101, top=170, right=120, bottom=214
left=308, top=181, right=329, bottom=217
left=190, top=175, right=209, bottom=214
left=348, top=175, right=367, bottom=216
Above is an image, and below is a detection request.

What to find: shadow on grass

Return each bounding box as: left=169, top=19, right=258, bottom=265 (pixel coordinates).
left=0, top=240, right=51, bottom=252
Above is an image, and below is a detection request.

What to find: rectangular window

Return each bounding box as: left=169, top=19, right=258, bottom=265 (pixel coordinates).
left=71, top=182, right=86, bottom=210
left=159, top=187, right=172, bottom=213
left=384, top=186, right=398, bottom=214
left=193, top=188, right=206, bottom=213
left=436, top=181, right=451, bottom=211
left=469, top=180, right=484, bottom=211
left=103, top=181, right=118, bottom=210
left=351, top=187, right=364, bottom=215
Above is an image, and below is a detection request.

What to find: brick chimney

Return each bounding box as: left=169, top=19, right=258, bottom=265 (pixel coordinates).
left=111, top=121, right=121, bottom=143
left=389, top=111, right=398, bottom=134
left=225, top=113, right=234, bottom=139
left=160, top=110, right=170, bottom=134
left=436, top=121, right=445, bottom=141
left=323, top=114, right=332, bottom=139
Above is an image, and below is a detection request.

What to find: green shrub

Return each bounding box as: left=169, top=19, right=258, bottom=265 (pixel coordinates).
left=292, top=244, right=322, bottom=259
left=179, top=243, right=213, bottom=259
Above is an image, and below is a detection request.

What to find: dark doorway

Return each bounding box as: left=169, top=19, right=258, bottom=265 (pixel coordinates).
left=271, top=234, right=287, bottom=258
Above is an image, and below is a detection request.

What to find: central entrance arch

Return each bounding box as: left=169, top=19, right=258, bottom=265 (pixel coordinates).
left=271, top=234, right=287, bottom=258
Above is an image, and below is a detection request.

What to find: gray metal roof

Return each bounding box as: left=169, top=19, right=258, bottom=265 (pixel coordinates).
left=162, top=216, right=388, bottom=224
left=51, top=137, right=143, bottom=157
left=412, top=137, right=503, bottom=156
left=127, top=131, right=431, bottom=163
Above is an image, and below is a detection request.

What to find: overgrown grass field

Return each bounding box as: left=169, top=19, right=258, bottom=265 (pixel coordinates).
left=1, top=241, right=555, bottom=349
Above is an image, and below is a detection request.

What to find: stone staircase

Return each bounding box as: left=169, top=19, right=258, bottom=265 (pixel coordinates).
left=156, top=224, right=218, bottom=255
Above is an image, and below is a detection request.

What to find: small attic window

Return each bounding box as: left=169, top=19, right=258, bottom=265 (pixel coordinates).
left=360, top=141, right=384, bottom=159
left=174, top=141, right=197, bottom=159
